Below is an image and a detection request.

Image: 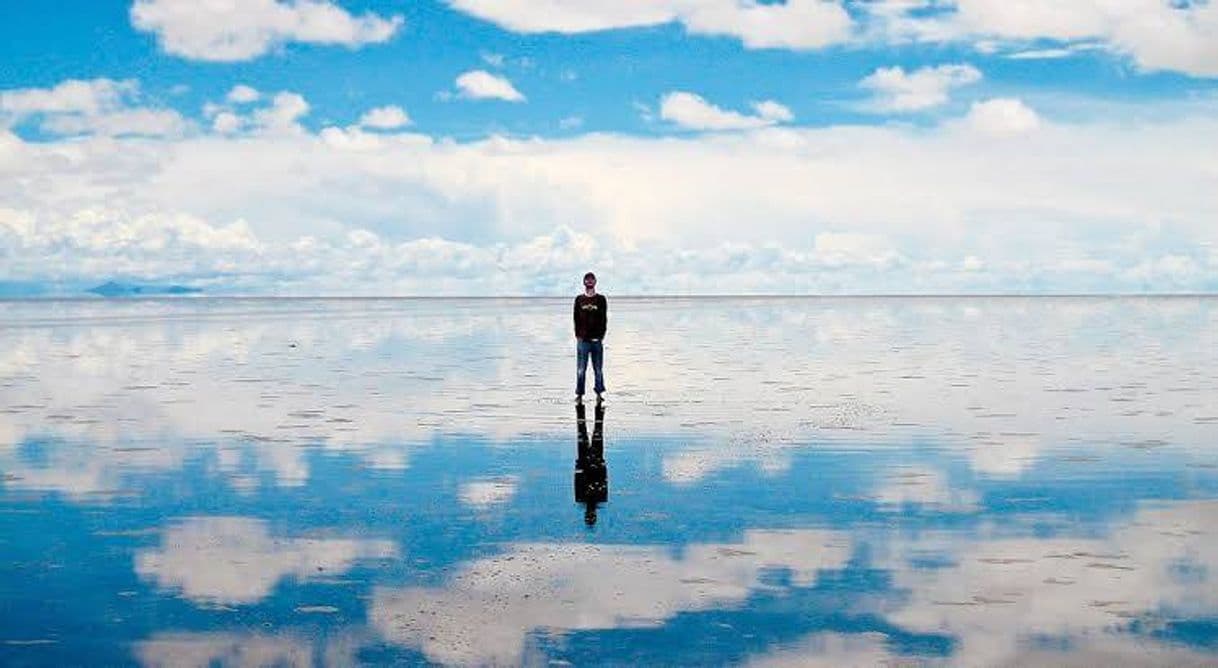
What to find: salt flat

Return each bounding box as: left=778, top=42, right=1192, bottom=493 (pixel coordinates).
left=1, top=297, right=1216, bottom=666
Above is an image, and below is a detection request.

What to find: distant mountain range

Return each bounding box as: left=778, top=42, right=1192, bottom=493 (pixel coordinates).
left=88, top=281, right=202, bottom=297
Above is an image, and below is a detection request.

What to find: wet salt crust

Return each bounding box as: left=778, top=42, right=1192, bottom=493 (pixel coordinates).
left=1, top=296, right=1216, bottom=666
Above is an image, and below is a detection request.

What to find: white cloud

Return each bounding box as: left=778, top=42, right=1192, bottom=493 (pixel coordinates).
left=450, top=1, right=1214, bottom=76
left=0, top=206, right=262, bottom=286
left=212, top=111, right=243, bottom=134
left=1125, top=253, right=1205, bottom=285
left=226, top=84, right=260, bottom=104
left=448, top=0, right=677, bottom=33
left=41, top=108, right=189, bottom=138
left=2, top=83, right=1216, bottom=293
left=1005, top=47, right=1074, bottom=60
left=251, top=91, right=310, bottom=133
left=752, top=99, right=794, bottom=123
left=0, top=78, right=136, bottom=116
left=200, top=89, right=312, bottom=136
left=993, top=41, right=1110, bottom=61
left=812, top=232, right=899, bottom=268
left=660, top=91, right=793, bottom=130
left=453, top=70, right=526, bottom=102
left=871, top=0, right=1218, bottom=77
left=964, top=97, right=1041, bottom=134
left=684, top=0, right=854, bottom=49
left=130, top=0, right=404, bottom=62
left=359, top=105, right=411, bottom=129
left=0, top=78, right=187, bottom=138
left=860, top=63, right=982, bottom=112
left=135, top=516, right=397, bottom=605
left=448, top=0, right=853, bottom=50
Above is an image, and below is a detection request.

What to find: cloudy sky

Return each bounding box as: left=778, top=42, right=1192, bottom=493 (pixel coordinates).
left=1, top=0, right=1216, bottom=295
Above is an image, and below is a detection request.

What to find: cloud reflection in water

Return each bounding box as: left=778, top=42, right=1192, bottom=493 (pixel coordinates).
left=0, top=297, right=1215, bottom=665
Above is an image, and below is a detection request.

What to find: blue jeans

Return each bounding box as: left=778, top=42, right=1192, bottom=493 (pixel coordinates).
left=576, top=339, right=605, bottom=395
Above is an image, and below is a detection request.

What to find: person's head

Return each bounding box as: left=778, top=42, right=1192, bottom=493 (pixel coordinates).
left=583, top=272, right=596, bottom=292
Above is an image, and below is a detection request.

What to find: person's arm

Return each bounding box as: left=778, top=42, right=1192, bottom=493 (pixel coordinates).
left=601, top=295, right=608, bottom=337
left=573, top=297, right=580, bottom=339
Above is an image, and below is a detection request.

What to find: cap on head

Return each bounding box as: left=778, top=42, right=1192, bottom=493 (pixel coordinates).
left=583, top=272, right=596, bottom=283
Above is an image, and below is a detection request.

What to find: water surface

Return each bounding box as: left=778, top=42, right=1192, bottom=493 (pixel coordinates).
left=2, top=297, right=1216, bottom=666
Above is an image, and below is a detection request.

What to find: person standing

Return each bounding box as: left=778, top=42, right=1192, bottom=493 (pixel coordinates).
left=573, top=272, right=607, bottom=403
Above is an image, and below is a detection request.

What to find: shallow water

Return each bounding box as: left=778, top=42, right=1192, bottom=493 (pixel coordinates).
left=1, top=297, right=1216, bottom=666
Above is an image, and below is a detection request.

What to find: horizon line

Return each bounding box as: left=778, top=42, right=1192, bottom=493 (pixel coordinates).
left=5, top=292, right=1218, bottom=301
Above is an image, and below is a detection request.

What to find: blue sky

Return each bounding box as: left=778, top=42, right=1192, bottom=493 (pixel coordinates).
left=1, top=0, right=1217, bottom=294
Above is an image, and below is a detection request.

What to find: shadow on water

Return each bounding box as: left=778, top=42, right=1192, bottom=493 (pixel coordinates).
left=574, top=400, right=608, bottom=526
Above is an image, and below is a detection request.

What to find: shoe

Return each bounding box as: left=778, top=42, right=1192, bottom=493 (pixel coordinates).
left=575, top=394, right=584, bottom=405
left=595, top=392, right=604, bottom=404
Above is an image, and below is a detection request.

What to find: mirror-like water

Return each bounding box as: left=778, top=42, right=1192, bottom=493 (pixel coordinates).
left=2, top=297, right=1216, bottom=666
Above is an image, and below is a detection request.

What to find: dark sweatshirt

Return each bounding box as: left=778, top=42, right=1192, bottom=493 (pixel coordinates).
left=573, top=293, right=607, bottom=340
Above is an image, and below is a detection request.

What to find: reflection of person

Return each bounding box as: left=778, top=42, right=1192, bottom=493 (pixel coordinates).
left=573, top=272, right=607, bottom=404
left=574, top=401, right=608, bottom=526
